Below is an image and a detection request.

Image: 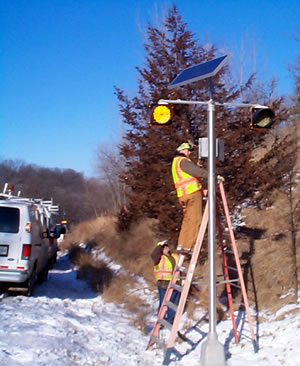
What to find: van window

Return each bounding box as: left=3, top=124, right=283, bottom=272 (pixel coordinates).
left=0, top=207, right=20, bottom=233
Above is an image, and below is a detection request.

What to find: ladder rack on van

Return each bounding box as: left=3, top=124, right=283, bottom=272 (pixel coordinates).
left=1, top=183, right=59, bottom=228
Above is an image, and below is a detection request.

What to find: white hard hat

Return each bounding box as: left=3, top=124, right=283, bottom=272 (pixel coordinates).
left=176, top=142, right=193, bottom=151
left=156, top=240, right=168, bottom=247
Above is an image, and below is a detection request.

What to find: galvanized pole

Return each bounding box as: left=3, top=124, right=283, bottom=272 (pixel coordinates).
left=199, top=99, right=226, bottom=366
left=208, top=99, right=217, bottom=333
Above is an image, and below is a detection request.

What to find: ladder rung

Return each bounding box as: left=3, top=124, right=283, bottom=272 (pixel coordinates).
left=216, top=278, right=239, bottom=285
left=191, top=323, right=209, bottom=335
left=191, top=281, right=209, bottom=285
left=177, top=331, right=196, bottom=345
left=227, top=266, right=238, bottom=271
left=159, top=318, right=173, bottom=330
left=150, top=335, right=166, bottom=350
left=176, top=266, right=188, bottom=274
left=230, top=283, right=241, bottom=289
left=164, top=301, right=178, bottom=312
left=191, top=273, right=227, bottom=281
left=170, top=284, right=183, bottom=292
left=240, top=333, right=254, bottom=342
left=193, top=275, right=208, bottom=279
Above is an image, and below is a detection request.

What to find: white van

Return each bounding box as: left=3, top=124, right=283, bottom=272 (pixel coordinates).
left=0, top=186, right=59, bottom=296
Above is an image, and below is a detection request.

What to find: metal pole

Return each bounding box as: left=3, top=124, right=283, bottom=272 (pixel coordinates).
left=208, top=99, right=217, bottom=333
left=200, top=100, right=226, bottom=366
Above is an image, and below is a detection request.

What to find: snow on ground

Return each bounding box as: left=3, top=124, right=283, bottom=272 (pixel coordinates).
left=0, top=253, right=299, bottom=366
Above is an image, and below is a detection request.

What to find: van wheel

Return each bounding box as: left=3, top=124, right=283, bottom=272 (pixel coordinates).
left=36, top=266, right=48, bottom=284
left=0, top=284, right=6, bottom=295
left=25, top=270, right=36, bottom=297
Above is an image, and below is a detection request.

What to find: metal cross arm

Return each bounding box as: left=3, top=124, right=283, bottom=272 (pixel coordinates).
left=158, top=98, right=270, bottom=110
left=157, top=98, right=274, bottom=129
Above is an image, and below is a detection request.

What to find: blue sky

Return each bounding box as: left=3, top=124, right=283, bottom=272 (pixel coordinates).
left=1, top=0, right=299, bottom=177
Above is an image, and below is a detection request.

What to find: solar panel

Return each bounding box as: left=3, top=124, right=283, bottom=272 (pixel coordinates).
left=168, top=54, right=230, bottom=89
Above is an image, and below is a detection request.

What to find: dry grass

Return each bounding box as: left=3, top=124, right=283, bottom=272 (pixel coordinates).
left=61, top=216, right=118, bottom=251
left=230, top=123, right=300, bottom=312
left=62, top=215, right=159, bottom=285
left=238, top=186, right=300, bottom=311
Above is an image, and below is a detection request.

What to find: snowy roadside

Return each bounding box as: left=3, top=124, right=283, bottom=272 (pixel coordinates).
left=0, top=253, right=299, bottom=366
left=0, top=254, right=159, bottom=366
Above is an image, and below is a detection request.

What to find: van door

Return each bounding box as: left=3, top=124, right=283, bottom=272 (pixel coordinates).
left=0, top=206, right=22, bottom=267
left=30, top=208, right=49, bottom=274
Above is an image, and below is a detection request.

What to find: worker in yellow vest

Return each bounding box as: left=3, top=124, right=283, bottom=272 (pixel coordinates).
left=172, top=142, right=207, bottom=255
left=151, top=240, right=180, bottom=324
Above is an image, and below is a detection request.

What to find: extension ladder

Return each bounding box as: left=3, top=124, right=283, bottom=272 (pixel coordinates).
left=146, top=181, right=257, bottom=362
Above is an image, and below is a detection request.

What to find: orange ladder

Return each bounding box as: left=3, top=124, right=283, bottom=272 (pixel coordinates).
left=146, top=182, right=257, bottom=363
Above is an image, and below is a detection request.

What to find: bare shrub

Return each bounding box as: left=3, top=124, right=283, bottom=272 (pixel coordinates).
left=68, top=245, right=88, bottom=265
left=68, top=244, right=114, bottom=293
left=77, top=263, right=114, bottom=293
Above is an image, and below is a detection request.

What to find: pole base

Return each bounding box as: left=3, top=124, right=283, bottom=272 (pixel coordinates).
left=200, top=333, right=227, bottom=366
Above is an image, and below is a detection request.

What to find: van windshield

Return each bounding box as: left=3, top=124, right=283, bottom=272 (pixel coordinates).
left=0, top=207, right=20, bottom=233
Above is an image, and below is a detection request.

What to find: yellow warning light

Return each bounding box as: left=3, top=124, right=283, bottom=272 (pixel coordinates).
left=150, top=105, right=172, bottom=126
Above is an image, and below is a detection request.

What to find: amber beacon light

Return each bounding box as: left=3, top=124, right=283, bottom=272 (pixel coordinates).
left=150, top=105, right=172, bottom=126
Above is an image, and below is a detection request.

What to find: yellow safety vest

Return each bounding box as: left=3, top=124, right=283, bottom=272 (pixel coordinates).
left=172, top=156, right=201, bottom=197
left=154, top=254, right=179, bottom=281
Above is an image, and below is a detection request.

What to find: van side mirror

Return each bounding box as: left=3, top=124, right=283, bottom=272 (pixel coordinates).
left=53, top=225, right=66, bottom=239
